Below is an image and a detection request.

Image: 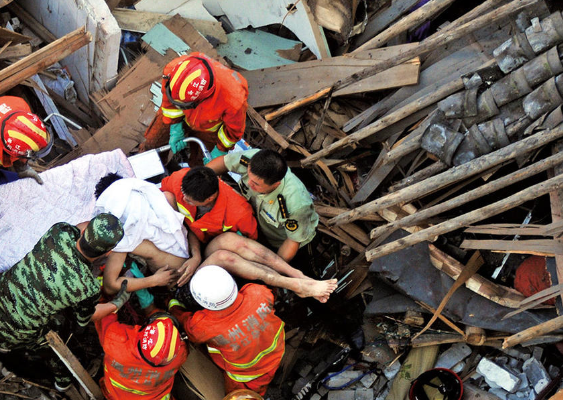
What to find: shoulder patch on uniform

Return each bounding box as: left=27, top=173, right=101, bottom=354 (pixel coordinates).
left=240, top=155, right=250, bottom=167
left=285, top=219, right=299, bottom=231
left=277, top=195, right=288, bottom=219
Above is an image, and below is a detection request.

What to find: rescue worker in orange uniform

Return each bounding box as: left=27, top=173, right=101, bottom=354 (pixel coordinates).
left=95, top=311, right=189, bottom=400
left=169, top=265, right=285, bottom=396
left=142, top=52, right=248, bottom=164
left=0, top=96, right=52, bottom=185
left=160, top=166, right=258, bottom=244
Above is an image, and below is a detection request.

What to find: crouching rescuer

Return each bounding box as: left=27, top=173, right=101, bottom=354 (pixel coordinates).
left=95, top=309, right=188, bottom=400
left=169, top=265, right=285, bottom=396
left=0, top=96, right=52, bottom=185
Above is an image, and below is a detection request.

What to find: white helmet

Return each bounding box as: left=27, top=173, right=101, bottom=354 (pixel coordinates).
left=190, top=265, right=238, bottom=310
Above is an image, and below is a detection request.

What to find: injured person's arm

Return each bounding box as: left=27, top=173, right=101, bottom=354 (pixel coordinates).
left=102, top=251, right=179, bottom=295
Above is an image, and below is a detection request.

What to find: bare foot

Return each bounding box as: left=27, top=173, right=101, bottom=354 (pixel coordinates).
left=294, top=278, right=338, bottom=302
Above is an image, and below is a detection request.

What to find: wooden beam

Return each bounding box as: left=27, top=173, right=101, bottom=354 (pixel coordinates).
left=332, top=125, right=563, bottom=227
left=242, top=44, right=420, bottom=108
left=315, top=204, right=384, bottom=222
left=353, top=0, right=458, bottom=51
left=0, top=27, right=91, bottom=95
left=7, top=2, right=57, bottom=43
left=0, top=44, right=31, bottom=60
left=503, top=316, right=563, bottom=348
left=370, top=151, right=563, bottom=239
left=460, top=239, right=563, bottom=256
left=366, top=172, right=563, bottom=261
left=429, top=244, right=526, bottom=308
left=266, top=0, right=536, bottom=126
left=45, top=331, right=104, bottom=400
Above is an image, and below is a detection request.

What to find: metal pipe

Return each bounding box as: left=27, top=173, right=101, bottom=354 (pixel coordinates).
left=155, top=137, right=212, bottom=161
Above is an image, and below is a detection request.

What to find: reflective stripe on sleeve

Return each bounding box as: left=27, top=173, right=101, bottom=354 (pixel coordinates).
left=207, top=322, right=284, bottom=369
left=217, top=124, right=236, bottom=148
left=161, top=107, right=185, bottom=119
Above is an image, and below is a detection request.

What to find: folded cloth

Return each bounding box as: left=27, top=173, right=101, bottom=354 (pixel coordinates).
left=94, top=177, right=189, bottom=258
left=0, top=150, right=134, bottom=272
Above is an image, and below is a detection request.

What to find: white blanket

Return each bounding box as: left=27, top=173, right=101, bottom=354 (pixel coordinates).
left=94, top=178, right=189, bottom=258
left=0, top=150, right=135, bottom=272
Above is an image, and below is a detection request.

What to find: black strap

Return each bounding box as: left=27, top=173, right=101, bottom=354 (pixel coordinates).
left=278, top=194, right=289, bottom=219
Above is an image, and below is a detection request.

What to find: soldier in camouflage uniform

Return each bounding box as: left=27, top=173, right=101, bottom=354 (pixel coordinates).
left=0, top=213, right=124, bottom=390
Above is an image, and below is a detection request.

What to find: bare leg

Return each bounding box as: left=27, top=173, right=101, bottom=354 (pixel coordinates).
left=202, top=249, right=337, bottom=303
left=205, top=232, right=307, bottom=279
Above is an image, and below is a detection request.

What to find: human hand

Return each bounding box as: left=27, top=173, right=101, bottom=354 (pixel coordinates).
left=153, top=265, right=179, bottom=287
left=177, top=256, right=201, bottom=287
left=169, top=123, right=187, bottom=154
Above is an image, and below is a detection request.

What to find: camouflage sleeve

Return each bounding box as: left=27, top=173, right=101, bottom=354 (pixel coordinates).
left=72, top=293, right=100, bottom=327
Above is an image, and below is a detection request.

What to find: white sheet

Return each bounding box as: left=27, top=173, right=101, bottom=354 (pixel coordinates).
left=94, top=178, right=189, bottom=258
left=0, top=150, right=135, bottom=272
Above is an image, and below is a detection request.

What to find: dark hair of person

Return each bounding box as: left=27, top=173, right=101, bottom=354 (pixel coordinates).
left=94, top=173, right=123, bottom=199
left=249, top=149, right=287, bottom=185
left=181, top=167, right=219, bottom=202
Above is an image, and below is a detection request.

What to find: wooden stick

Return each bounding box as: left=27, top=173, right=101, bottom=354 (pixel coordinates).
left=353, top=0, right=458, bottom=52
left=292, top=0, right=536, bottom=161
left=389, top=161, right=448, bottom=192
left=0, top=27, right=91, bottom=95
left=415, top=301, right=466, bottom=336
left=246, top=106, right=289, bottom=150
left=370, top=151, right=563, bottom=239
left=331, top=125, right=563, bottom=227
left=45, top=331, right=104, bottom=400
left=503, top=315, right=563, bottom=348
left=412, top=252, right=483, bottom=340
left=7, top=2, right=57, bottom=43
left=366, top=172, right=563, bottom=261
left=465, top=326, right=487, bottom=346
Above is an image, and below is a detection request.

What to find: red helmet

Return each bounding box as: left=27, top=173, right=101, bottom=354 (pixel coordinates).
left=165, top=56, right=215, bottom=108
left=1, top=111, right=50, bottom=158
left=138, top=315, right=183, bottom=367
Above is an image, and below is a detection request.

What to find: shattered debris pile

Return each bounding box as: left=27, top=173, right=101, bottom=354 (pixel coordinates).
left=3, top=0, right=563, bottom=398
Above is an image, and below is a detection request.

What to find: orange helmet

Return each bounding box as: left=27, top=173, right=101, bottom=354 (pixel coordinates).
left=1, top=111, right=51, bottom=158
left=164, top=56, right=215, bottom=109
left=138, top=314, right=183, bottom=367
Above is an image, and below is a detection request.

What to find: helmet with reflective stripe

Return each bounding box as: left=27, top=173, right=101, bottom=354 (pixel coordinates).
left=1, top=111, right=50, bottom=158
left=190, top=265, right=238, bottom=311
left=166, top=56, right=215, bottom=107
left=138, top=315, right=183, bottom=367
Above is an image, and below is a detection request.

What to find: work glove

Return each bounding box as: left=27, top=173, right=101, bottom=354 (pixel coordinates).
left=169, top=123, right=187, bottom=154
left=14, top=163, right=43, bottom=185
left=128, top=261, right=155, bottom=309
left=109, top=280, right=131, bottom=313
left=203, top=145, right=228, bottom=165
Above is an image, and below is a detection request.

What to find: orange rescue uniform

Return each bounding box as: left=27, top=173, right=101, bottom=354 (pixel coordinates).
left=171, top=284, right=285, bottom=395
left=160, top=168, right=258, bottom=243
left=0, top=96, right=33, bottom=168
left=95, top=313, right=189, bottom=400
left=160, top=52, right=248, bottom=152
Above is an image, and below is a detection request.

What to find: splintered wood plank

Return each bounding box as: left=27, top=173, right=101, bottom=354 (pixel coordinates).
left=113, top=8, right=228, bottom=43
left=353, top=0, right=420, bottom=47
left=548, top=140, right=563, bottom=309
left=46, top=331, right=104, bottom=400
left=428, top=244, right=527, bottom=308
left=460, top=239, right=563, bottom=256
left=465, top=223, right=563, bottom=236
left=242, top=44, right=420, bottom=108
left=0, top=26, right=31, bottom=45
left=0, top=43, right=31, bottom=59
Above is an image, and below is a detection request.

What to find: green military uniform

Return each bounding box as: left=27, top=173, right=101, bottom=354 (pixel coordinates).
left=224, top=149, right=319, bottom=249
left=0, top=222, right=100, bottom=350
